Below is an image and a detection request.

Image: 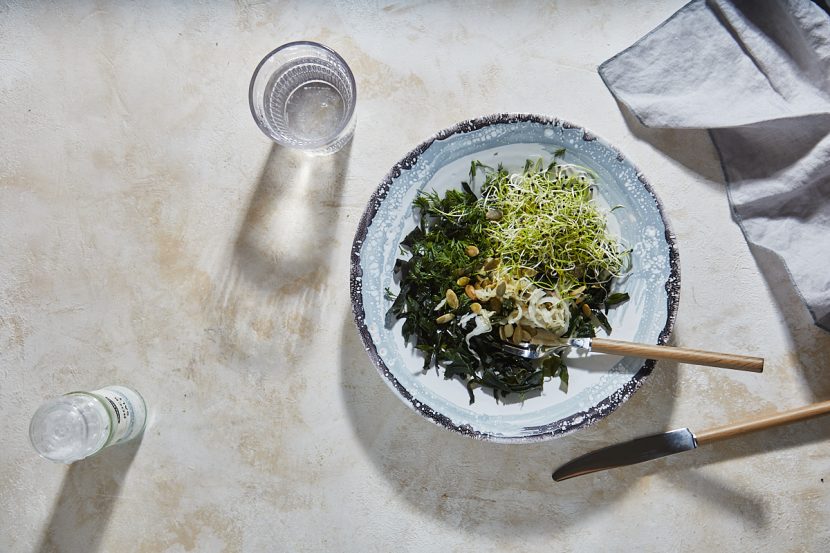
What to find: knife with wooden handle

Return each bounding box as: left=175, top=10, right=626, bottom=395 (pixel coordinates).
left=552, top=400, right=830, bottom=481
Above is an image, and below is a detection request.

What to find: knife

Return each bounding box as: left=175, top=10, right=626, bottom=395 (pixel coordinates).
left=553, top=399, right=830, bottom=481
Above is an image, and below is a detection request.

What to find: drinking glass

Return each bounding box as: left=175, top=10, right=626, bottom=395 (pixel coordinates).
left=249, top=41, right=356, bottom=155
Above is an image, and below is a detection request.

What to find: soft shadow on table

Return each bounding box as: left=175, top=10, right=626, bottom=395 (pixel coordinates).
left=619, top=103, right=726, bottom=186
left=34, top=437, right=142, bottom=553
left=620, top=103, right=830, bottom=399
left=746, top=244, right=830, bottom=399
left=209, top=142, right=351, bottom=362
left=338, top=311, right=760, bottom=537
left=590, top=410, right=830, bottom=529
left=228, top=141, right=352, bottom=293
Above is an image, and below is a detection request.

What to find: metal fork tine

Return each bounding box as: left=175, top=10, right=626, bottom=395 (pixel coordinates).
left=497, top=341, right=563, bottom=359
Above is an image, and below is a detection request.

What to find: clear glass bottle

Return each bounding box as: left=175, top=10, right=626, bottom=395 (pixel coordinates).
left=29, top=385, right=146, bottom=463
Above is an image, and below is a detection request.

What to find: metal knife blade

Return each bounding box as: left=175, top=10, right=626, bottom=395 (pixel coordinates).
left=552, top=428, right=698, bottom=481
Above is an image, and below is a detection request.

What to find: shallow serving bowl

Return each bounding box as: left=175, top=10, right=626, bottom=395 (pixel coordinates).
left=350, top=113, right=680, bottom=443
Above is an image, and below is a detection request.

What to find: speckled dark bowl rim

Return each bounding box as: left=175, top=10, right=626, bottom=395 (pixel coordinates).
left=350, top=113, right=680, bottom=443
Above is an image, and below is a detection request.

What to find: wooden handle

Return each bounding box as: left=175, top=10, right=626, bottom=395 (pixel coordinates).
left=589, top=337, right=764, bottom=372
left=694, top=400, right=830, bottom=446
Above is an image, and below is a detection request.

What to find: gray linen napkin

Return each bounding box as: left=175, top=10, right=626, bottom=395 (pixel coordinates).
left=599, top=0, right=830, bottom=331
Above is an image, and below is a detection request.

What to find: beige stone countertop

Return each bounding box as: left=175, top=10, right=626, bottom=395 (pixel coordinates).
left=2, top=1, right=828, bottom=552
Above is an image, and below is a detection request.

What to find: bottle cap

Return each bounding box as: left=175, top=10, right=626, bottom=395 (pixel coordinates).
left=29, top=395, right=107, bottom=463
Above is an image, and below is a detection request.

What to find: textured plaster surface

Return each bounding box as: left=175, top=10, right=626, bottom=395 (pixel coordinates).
left=1, top=1, right=828, bottom=552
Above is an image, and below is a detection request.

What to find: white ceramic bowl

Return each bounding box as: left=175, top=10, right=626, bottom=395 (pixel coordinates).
left=350, top=114, right=680, bottom=442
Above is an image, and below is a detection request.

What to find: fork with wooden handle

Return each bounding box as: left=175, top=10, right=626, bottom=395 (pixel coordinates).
left=500, top=336, right=764, bottom=372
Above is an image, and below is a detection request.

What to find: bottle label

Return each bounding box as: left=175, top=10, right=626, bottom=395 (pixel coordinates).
left=89, top=386, right=147, bottom=445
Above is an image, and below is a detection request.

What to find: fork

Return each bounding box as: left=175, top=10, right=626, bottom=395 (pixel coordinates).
left=498, top=337, right=764, bottom=372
